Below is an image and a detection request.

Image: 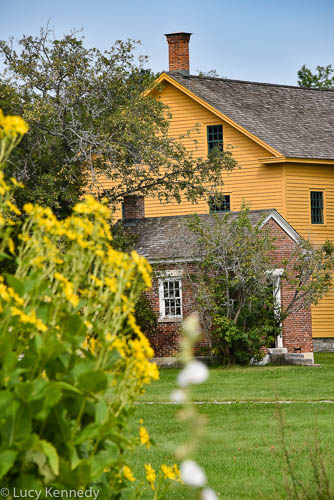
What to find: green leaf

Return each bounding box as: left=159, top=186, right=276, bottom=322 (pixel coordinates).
left=5, top=274, right=25, bottom=296
left=0, top=449, right=17, bottom=479
left=90, top=449, right=118, bottom=480
left=78, top=370, right=108, bottom=393
left=56, top=381, right=83, bottom=395
left=40, top=440, right=59, bottom=475
left=95, top=399, right=108, bottom=425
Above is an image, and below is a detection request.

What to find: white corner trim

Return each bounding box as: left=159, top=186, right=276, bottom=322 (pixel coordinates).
left=260, top=211, right=300, bottom=243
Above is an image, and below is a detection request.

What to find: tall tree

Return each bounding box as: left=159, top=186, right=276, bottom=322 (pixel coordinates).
left=0, top=27, right=237, bottom=218
left=298, top=64, right=334, bottom=89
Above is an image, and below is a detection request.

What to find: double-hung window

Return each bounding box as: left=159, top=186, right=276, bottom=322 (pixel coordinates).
left=158, top=272, right=182, bottom=320
left=310, top=191, right=324, bottom=224
left=207, top=125, right=223, bottom=153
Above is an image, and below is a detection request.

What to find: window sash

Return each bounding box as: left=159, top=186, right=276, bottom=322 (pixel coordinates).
left=310, top=191, right=324, bottom=224
left=159, top=278, right=182, bottom=318
left=207, top=125, right=223, bottom=152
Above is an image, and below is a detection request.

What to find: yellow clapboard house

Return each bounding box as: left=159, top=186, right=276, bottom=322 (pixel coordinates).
left=133, top=32, right=334, bottom=348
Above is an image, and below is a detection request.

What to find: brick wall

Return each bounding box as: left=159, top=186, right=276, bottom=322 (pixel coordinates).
left=144, top=264, right=210, bottom=356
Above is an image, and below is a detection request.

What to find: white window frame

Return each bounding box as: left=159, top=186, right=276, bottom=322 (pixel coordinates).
left=158, top=271, right=183, bottom=320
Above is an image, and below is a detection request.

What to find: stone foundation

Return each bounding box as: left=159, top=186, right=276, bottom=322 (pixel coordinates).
left=313, top=338, right=334, bottom=352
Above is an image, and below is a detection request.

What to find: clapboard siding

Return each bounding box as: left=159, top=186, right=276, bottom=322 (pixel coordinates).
left=285, top=163, right=334, bottom=337
left=143, top=82, right=283, bottom=217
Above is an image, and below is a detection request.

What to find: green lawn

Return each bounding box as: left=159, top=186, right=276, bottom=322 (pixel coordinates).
left=139, top=353, right=334, bottom=402
left=128, top=353, right=334, bottom=499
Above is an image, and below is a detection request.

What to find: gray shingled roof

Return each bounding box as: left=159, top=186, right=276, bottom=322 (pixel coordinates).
left=124, top=209, right=286, bottom=261
left=167, top=72, right=334, bottom=160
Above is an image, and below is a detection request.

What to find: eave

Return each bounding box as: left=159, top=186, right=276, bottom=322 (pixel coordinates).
left=259, top=157, right=334, bottom=165
left=152, top=72, right=282, bottom=158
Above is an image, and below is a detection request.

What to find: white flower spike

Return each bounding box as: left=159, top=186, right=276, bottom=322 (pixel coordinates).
left=170, top=389, right=186, bottom=403
left=177, top=360, right=209, bottom=388
left=201, top=487, right=219, bottom=500
left=180, top=460, right=207, bottom=487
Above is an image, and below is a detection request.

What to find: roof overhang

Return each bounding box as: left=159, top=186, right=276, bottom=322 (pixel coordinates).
left=150, top=72, right=282, bottom=158
left=259, top=156, right=334, bottom=165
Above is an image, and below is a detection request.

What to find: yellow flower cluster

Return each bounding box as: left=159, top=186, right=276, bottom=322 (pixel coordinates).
left=161, top=464, right=181, bottom=481
left=0, top=110, right=29, bottom=139
left=0, top=172, right=11, bottom=196
left=11, top=306, right=47, bottom=332
left=0, top=278, right=24, bottom=307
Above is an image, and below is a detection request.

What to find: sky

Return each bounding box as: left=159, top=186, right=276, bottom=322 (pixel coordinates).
left=1, top=0, right=333, bottom=86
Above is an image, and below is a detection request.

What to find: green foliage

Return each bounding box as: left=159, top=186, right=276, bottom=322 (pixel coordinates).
left=0, top=121, right=162, bottom=497
left=0, top=26, right=238, bottom=218
left=188, top=206, right=279, bottom=364
left=297, top=64, right=334, bottom=89
left=213, top=315, right=275, bottom=365
left=135, top=293, right=158, bottom=336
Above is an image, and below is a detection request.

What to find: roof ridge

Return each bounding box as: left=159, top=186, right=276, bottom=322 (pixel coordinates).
left=167, top=71, right=334, bottom=92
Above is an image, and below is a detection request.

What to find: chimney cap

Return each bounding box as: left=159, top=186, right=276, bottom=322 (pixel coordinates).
left=164, top=32, right=193, bottom=37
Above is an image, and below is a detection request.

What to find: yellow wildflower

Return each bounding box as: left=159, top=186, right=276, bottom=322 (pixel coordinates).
left=84, top=320, right=93, bottom=330
left=31, top=256, right=45, bottom=269
left=144, top=464, right=156, bottom=491
left=6, top=200, right=21, bottom=216
left=110, top=338, right=127, bottom=357
left=90, top=275, right=103, bottom=287
left=23, top=203, right=34, bottom=214
left=139, top=426, right=150, bottom=449
left=8, top=238, right=15, bottom=255
left=122, top=466, right=135, bottom=482
left=10, top=307, right=47, bottom=332
left=173, top=464, right=182, bottom=480
left=161, top=464, right=175, bottom=480
left=0, top=284, right=10, bottom=301
left=10, top=177, right=24, bottom=188
left=0, top=114, right=29, bottom=136
left=7, top=287, right=24, bottom=306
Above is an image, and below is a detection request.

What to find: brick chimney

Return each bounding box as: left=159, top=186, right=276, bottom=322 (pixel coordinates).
left=164, top=32, right=192, bottom=74
left=122, top=195, right=145, bottom=220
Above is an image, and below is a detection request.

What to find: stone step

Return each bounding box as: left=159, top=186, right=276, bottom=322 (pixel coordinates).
left=285, top=353, right=305, bottom=360
left=268, top=348, right=288, bottom=355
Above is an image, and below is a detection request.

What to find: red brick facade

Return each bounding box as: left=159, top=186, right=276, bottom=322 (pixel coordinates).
left=144, top=218, right=313, bottom=357
left=165, top=32, right=192, bottom=73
